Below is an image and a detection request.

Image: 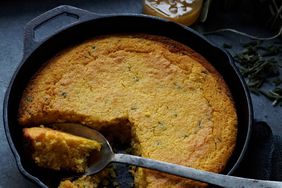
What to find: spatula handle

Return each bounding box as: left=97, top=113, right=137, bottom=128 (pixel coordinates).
left=112, top=153, right=282, bottom=188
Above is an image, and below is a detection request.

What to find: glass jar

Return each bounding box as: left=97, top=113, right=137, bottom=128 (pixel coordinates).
left=143, top=0, right=203, bottom=26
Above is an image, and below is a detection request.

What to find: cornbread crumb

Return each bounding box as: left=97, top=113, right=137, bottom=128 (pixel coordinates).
left=23, top=127, right=101, bottom=173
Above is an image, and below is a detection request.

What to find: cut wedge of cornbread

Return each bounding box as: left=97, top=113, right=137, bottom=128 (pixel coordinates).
left=23, top=127, right=101, bottom=173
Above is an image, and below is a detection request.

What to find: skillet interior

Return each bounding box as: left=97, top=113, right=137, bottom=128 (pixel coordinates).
left=4, top=15, right=252, bottom=188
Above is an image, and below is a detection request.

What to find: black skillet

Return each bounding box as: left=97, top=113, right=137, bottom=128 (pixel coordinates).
left=3, top=5, right=253, bottom=188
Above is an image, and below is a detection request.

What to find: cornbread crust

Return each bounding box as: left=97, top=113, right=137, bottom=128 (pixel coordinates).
left=23, top=127, right=101, bottom=173
left=19, top=34, right=237, bottom=187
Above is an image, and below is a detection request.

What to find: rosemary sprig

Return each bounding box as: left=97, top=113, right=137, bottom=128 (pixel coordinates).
left=231, top=40, right=282, bottom=106
left=260, top=88, right=282, bottom=106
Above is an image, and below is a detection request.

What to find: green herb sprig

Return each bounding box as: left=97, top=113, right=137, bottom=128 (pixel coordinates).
left=231, top=40, right=282, bottom=106
left=260, top=87, right=282, bottom=106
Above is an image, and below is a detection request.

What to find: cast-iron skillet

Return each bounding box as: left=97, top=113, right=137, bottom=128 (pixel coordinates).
left=3, top=5, right=253, bottom=188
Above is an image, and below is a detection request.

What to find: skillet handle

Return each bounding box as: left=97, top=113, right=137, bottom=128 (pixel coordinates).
left=23, top=5, right=101, bottom=57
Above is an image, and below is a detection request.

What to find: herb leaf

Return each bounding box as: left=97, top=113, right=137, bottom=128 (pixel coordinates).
left=232, top=40, right=282, bottom=106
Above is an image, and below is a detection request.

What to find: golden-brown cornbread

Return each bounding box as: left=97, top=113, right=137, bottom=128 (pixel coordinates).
left=59, top=174, right=106, bottom=188
left=59, top=177, right=99, bottom=188
left=19, top=34, right=237, bottom=187
left=23, top=127, right=101, bottom=173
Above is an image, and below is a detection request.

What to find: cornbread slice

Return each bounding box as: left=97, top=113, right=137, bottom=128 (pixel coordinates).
left=19, top=34, right=237, bottom=187
left=23, top=127, right=101, bottom=173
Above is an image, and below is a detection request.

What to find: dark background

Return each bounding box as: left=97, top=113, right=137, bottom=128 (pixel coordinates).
left=0, top=0, right=281, bottom=187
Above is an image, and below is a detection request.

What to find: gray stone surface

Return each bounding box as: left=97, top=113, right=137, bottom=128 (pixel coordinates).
left=0, top=1, right=281, bottom=187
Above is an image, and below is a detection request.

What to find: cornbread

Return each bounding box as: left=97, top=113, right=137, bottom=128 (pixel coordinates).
left=19, top=34, right=237, bottom=187
left=59, top=176, right=100, bottom=188
left=58, top=169, right=113, bottom=188
left=59, top=174, right=106, bottom=188
left=23, top=127, right=101, bottom=173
